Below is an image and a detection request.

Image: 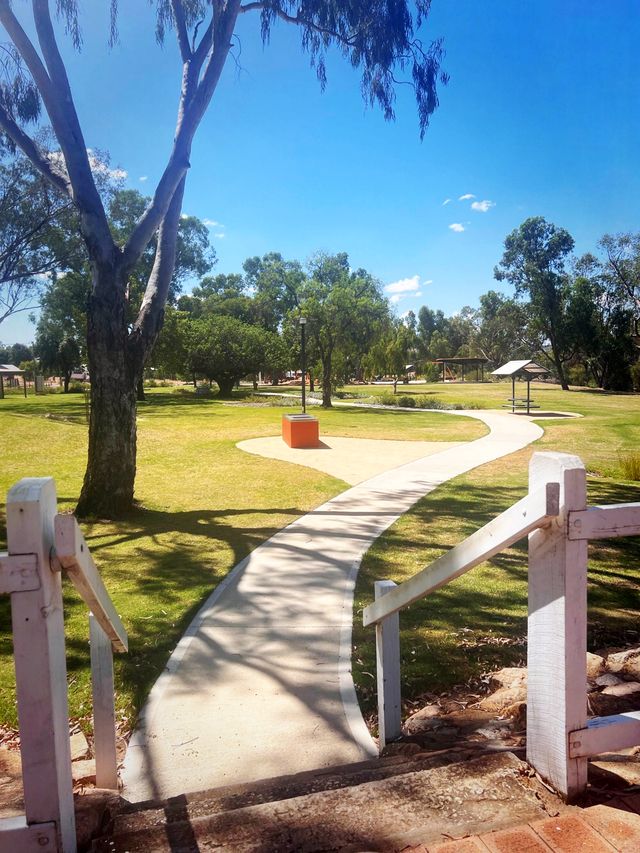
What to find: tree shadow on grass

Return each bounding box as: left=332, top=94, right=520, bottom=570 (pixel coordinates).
left=353, top=475, right=640, bottom=710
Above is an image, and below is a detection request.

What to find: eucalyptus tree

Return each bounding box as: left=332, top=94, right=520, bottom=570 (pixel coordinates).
left=0, top=149, right=83, bottom=325
left=0, top=0, right=447, bottom=516
left=494, top=217, right=576, bottom=390
left=296, top=253, right=389, bottom=406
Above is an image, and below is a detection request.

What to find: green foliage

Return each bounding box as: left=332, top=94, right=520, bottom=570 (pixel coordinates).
left=295, top=252, right=390, bottom=406
left=495, top=216, right=577, bottom=389
left=184, top=314, right=269, bottom=396
left=0, top=150, right=81, bottom=325
left=619, top=452, right=640, bottom=481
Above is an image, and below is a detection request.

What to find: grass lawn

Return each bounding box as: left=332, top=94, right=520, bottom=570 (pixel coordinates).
left=0, top=386, right=482, bottom=733
left=351, top=381, right=640, bottom=722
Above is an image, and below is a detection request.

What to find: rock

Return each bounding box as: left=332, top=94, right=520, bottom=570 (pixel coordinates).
left=0, top=747, right=23, bottom=818
left=70, top=731, right=90, bottom=761
left=380, top=742, right=423, bottom=758
left=489, top=668, right=527, bottom=690
left=72, top=759, right=96, bottom=785
left=595, top=673, right=624, bottom=688
left=588, top=691, right=640, bottom=717
left=504, top=702, right=527, bottom=730
left=606, top=648, right=640, bottom=673
left=478, top=685, right=526, bottom=713
left=621, top=656, right=640, bottom=681
left=586, top=653, right=605, bottom=679
left=601, top=681, right=640, bottom=697
left=74, top=789, right=122, bottom=850
left=403, top=704, right=441, bottom=735
left=589, top=758, right=640, bottom=788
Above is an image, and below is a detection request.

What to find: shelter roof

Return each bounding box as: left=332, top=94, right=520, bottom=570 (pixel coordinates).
left=0, top=364, right=24, bottom=374
left=491, top=360, right=549, bottom=377
left=434, top=357, right=488, bottom=365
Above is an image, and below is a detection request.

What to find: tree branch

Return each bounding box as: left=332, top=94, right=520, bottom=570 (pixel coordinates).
left=32, top=0, right=112, bottom=248
left=0, top=103, right=70, bottom=195
left=239, top=2, right=360, bottom=45
left=130, top=176, right=186, bottom=358
left=170, top=0, right=192, bottom=62
left=123, top=1, right=241, bottom=269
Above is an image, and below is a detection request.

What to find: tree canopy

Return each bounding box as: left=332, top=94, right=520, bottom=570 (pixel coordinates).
left=0, top=0, right=446, bottom=517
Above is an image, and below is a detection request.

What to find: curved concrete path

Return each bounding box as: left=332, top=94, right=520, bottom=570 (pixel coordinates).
left=121, top=410, right=543, bottom=802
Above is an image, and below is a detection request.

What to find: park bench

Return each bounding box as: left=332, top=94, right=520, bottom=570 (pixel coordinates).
left=503, top=397, right=540, bottom=413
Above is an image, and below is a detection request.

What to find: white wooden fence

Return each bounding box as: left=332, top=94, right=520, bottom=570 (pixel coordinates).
left=364, top=451, right=640, bottom=802
left=0, top=478, right=128, bottom=853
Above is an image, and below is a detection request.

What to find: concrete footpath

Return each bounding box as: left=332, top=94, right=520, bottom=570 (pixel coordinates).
left=121, top=410, right=543, bottom=802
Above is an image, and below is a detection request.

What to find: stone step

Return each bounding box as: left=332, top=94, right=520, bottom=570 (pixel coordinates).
left=115, top=745, right=504, bottom=833
left=94, top=752, right=568, bottom=852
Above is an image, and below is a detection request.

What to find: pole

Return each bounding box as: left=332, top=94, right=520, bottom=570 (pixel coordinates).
left=301, top=321, right=306, bottom=415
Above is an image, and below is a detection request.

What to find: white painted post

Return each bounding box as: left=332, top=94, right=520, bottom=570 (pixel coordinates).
left=90, top=615, right=118, bottom=789
left=7, top=478, right=76, bottom=851
left=527, top=452, right=588, bottom=801
left=374, top=580, right=401, bottom=751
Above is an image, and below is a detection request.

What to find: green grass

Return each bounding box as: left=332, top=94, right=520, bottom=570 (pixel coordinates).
left=351, top=381, right=640, bottom=721
left=0, top=387, right=482, bottom=732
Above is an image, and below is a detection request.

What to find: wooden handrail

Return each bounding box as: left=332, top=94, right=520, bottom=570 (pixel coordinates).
left=53, top=514, right=128, bottom=653
left=363, top=481, right=560, bottom=627
left=568, top=503, right=640, bottom=540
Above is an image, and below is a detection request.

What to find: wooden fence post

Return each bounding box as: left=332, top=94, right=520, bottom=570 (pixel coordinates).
left=7, top=478, right=76, bottom=851
left=90, top=615, right=118, bottom=789
left=527, top=452, right=588, bottom=801
left=375, top=580, right=401, bottom=751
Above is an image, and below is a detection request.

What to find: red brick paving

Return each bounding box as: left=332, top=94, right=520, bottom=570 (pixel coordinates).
left=582, top=805, right=640, bottom=852
left=416, top=802, right=640, bottom=852
left=530, top=814, right=616, bottom=851
left=480, top=824, right=553, bottom=852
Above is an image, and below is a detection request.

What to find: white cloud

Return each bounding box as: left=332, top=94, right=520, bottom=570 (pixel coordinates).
left=415, top=290, right=422, bottom=297
left=442, top=198, right=452, bottom=206
left=214, top=232, right=225, bottom=239
left=139, top=175, right=148, bottom=182
left=385, top=274, right=420, bottom=295
left=45, top=150, right=127, bottom=182
left=389, top=294, right=403, bottom=304
left=424, top=279, right=433, bottom=285
left=180, top=213, right=190, bottom=220
left=86, top=151, right=127, bottom=180
left=203, top=219, right=223, bottom=228
left=458, top=193, right=475, bottom=201
left=471, top=199, right=495, bottom=212
left=449, top=223, right=465, bottom=232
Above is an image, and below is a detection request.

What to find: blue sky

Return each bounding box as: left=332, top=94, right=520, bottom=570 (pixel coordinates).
left=2, top=0, right=639, bottom=344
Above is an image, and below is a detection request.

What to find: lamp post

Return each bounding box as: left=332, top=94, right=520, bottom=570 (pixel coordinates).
left=299, top=316, right=307, bottom=414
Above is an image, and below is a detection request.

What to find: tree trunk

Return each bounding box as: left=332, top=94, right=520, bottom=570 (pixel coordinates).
left=76, top=264, right=141, bottom=518
left=309, top=372, right=315, bottom=392
left=136, top=375, right=146, bottom=402
left=321, top=359, right=332, bottom=408
left=63, top=372, right=70, bottom=393
left=216, top=376, right=235, bottom=397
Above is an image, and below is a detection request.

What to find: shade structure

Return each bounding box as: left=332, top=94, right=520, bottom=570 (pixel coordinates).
left=491, top=360, right=549, bottom=413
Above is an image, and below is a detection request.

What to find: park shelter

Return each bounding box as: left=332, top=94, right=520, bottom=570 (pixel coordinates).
left=491, top=359, right=549, bottom=413
left=0, top=364, right=26, bottom=398
left=434, top=357, right=488, bottom=383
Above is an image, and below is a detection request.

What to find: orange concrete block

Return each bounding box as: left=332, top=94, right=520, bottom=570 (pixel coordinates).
left=481, top=824, right=553, bottom=852
left=583, top=804, right=640, bottom=852
left=429, top=837, right=489, bottom=852
left=282, top=413, right=320, bottom=448
left=530, top=814, right=616, bottom=852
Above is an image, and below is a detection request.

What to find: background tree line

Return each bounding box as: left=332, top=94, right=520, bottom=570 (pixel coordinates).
left=4, top=208, right=640, bottom=399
